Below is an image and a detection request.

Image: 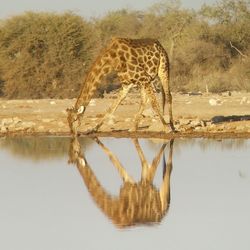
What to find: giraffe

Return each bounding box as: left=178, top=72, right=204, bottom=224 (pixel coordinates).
left=67, top=37, right=175, bottom=135
left=68, top=136, right=174, bottom=227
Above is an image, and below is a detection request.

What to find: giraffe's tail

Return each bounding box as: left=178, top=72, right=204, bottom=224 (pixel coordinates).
left=157, top=44, right=174, bottom=130
left=158, top=47, right=171, bottom=115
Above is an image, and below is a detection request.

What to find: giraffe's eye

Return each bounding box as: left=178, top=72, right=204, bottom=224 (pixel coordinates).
left=77, top=106, right=85, bottom=114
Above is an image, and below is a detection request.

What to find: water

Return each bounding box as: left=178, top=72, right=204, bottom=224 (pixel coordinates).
left=0, top=137, right=250, bottom=250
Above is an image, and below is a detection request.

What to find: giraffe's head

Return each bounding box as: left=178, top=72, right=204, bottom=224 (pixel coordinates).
left=66, top=105, right=86, bottom=135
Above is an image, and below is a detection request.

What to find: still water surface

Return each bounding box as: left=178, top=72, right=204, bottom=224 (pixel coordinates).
left=0, top=137, right=249, bottom=250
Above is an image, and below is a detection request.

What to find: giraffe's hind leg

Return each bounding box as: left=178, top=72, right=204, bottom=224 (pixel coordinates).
left=160, top=139, right=174, bottom=212
left=146, top=143, right=167, bottom=183
left=145, top=84, right=170, bottom=131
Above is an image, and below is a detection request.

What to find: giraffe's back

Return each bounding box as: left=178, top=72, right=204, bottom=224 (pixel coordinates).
left=106, top=37, right=167, bottom=84
left=116, top=181, right=163, bottom=226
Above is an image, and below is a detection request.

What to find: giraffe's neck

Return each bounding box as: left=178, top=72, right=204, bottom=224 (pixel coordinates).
left=77, top=163, right=120, bottom=221
left=75, top=50, right=113, bottom=110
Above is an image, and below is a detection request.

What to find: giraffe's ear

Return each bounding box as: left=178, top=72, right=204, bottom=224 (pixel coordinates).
left=66, top=106, right=75, bottom=113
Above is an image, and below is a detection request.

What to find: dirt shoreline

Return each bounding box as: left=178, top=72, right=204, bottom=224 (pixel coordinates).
left=1, top=131, right=250, bottom=140
left=1, top=92, right=250, bottom=139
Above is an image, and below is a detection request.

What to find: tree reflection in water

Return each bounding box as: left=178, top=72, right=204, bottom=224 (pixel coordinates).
left=0, top=137, right=92, bottom=161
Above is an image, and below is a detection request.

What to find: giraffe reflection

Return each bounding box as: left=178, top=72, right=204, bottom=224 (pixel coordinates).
left=68, top=137, right=174, bottom=228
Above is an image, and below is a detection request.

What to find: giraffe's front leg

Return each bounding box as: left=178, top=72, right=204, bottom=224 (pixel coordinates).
left=67, top=107, right=83, bottom=136
left=86, top=84, right=134, bottom=134
left=94, top=137, right=134, bottom=183
left=146, top=142, right=167, bottom=183
left=132, top=138, right=150, bottom=180
left=130, top=86, right=148, bottom=132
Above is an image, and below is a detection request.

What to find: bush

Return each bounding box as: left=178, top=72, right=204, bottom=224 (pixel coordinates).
left=0, top=1, right=249, bottom=99
left=0, top=12, right=99, bottom=99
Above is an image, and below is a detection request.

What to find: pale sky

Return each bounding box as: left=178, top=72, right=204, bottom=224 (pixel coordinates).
left=0, top=0, right=217, bottom=19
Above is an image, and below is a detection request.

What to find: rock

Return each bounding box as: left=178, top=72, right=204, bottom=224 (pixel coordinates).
left=37, top=126, right=45, bottom=131
left=89, top=100, right=96, bottom=106
left=22, top=121, right=36, bottom=128
left=194, top=126, right=202, bottom=131
left=1, top=118, right=13, bottom=126
left=8, top=123, right=16, bottom=130
left=200, top=120, right=207, bottom=127
left=207, top=124, right=216, bottom=131
left=178, top=127, right=187, bottom=132
left=50, top=101, right=56, bottom=105
left=209, top=98, right=222, bottom=106
left=190, top=119, right=202, bottom=127
left=221, top=91, right=231, bottom=96
left=206, top=121, right=212, bottom=126
left=179, top=118, right=190, bottom=126
left=240, top=96, right=248, bottom=104
left=13, top=117, right=22, bottom=125
left=174, top=124, right=181, bottom=130
left=1, top=126, right=7, bottom=133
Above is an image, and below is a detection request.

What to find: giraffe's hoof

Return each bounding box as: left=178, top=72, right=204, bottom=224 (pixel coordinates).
left=172, top=127, right=177, bottom=133
left=85, top=127, right=98, bottom=134
left=168, top=122, right=176, bottom=133
left=163, top=123, right=176, bottom=133
left=169, top=127, right=176, bottom=133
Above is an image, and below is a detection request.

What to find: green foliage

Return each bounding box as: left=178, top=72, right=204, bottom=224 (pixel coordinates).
left=0, top=0, right=249, bottom=98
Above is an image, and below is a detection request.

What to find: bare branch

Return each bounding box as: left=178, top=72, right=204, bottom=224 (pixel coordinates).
left=230, top=41, right=247, bottom=58
left=171, top=19, right=188, bottom=41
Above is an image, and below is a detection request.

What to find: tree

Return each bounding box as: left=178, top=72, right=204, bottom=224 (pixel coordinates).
left=200, top=0, right=250, bottom=53
left=94, top=9, right=142, bottom=44
left=0, top=12, right=99, bottom=98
